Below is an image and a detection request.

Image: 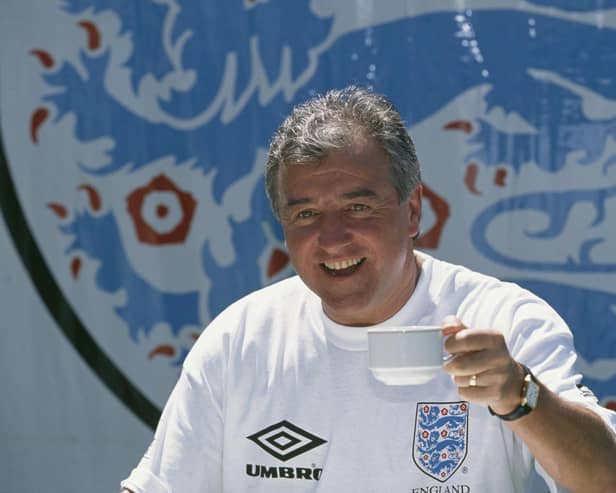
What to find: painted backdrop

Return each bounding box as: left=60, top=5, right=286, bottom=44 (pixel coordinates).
left=1, top=1, right=616, bottom=491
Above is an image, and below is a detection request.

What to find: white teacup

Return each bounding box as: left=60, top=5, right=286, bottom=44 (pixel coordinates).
left=367, top=326, right=447, bottom=385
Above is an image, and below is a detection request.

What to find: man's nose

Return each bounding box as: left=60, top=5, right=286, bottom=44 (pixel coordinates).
left=317, top=212, right=352, bottom=250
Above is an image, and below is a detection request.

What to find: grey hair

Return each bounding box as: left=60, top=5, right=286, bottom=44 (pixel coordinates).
left=265, top=85, right=421, bottom=219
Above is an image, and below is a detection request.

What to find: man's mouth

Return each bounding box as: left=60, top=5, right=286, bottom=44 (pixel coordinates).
left=321, top=257, right=365, bottom=276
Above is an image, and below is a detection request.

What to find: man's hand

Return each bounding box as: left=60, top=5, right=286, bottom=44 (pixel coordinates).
left=439, top=316, right=616, bottom=493
left=441, top=316, right=525, bottom=415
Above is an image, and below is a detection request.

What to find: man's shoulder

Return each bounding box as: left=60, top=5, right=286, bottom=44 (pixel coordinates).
left=424, top=252, right=559, bottom=333
left=423, top=252, right=498, bottom=290
left=199, top=274, right=306, bottom=330
left=183, top=275, right=314, bottom=370
left=423, top=251, right=542, bottom=307
left=234, top=274, right=310, bottom=309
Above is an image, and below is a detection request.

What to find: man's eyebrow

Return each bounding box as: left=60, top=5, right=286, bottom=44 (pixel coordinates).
left=285, top=197, right=312, bottom=208
left=342, top=188, right=378, bottom=200
left=285, top=188, right=378, bottom=209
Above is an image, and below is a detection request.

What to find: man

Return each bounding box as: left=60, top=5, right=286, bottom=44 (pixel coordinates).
left=121, top=87, right=616, bottom=492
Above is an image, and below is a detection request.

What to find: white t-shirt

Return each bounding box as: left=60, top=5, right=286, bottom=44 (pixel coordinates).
left=122, top=252, right=614, bottom=493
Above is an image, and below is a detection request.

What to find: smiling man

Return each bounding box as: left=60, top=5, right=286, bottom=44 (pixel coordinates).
left=277, top=136, right=421, bottom=327
left=121, top=87, right=616, bottom=493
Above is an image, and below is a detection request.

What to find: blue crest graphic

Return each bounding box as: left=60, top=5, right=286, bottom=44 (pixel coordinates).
left=413, top=402, right=469, bottom=482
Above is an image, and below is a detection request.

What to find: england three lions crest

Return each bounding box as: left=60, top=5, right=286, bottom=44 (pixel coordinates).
left=413, top=402, right=469, bottom=482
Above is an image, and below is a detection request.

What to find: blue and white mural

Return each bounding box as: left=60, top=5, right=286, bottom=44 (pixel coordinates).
left=1, top=1, right=615, bottom=431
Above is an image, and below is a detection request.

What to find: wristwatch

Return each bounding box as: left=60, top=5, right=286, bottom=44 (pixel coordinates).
left=489, top=364, right=540, bottom=421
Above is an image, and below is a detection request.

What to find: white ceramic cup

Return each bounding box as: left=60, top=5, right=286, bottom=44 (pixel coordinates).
left=367, top=325, right=447, bottom=385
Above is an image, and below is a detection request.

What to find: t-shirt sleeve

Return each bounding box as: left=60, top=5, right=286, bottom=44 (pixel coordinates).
left=504, top=293, right=616, bottom=493
left=506, top=295, right=615, bottom=426
left=121, top=359, right=224, bottom=493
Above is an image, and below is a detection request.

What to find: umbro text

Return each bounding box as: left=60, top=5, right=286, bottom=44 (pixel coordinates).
left=246, top=464, right=323, bottom=480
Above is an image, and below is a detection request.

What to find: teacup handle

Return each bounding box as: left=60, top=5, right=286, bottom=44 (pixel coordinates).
left=442, top=333, right=454, bottom=364
left=441, top=322, right=466, bottom=364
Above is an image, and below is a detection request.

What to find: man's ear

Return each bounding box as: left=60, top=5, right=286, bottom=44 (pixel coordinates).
left=407, top=183, right=423, bottom=238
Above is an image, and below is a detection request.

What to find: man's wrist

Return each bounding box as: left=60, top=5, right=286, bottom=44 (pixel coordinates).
left=488, top=362, right=527, bottom=416
left=489, top=364, right=540, bottom=421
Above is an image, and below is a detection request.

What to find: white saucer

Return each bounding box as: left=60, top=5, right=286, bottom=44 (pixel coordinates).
left=369, top=366, right=441, bottom=385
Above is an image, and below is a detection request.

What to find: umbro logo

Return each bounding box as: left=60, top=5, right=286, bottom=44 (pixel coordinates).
left=247, top=420, right=327, bottom=461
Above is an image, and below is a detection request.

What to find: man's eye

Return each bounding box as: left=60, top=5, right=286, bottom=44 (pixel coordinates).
left=349, top=204, right=369, bottom=212
left=297, top=210, right=316, bottom=219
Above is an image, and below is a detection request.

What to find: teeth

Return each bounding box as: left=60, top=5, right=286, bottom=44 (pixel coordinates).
left=323, top=258, right=363, bottom=270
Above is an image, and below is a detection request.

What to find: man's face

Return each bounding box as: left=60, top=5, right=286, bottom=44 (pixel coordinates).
left=278, top=136, right=422, bottom=326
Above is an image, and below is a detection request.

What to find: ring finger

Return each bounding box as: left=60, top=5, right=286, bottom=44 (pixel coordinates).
left=454, top=371, right=499, bottom=388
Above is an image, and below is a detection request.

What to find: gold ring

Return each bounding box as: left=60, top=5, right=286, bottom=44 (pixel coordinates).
left=469, top=375, right=478, bottom=387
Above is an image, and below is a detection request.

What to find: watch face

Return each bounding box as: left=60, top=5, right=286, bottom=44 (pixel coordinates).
left=526, top=380, right=540, bottom=409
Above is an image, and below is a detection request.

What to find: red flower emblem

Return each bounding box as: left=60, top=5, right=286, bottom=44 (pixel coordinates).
left=127, top=174, right=196, bottom=245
